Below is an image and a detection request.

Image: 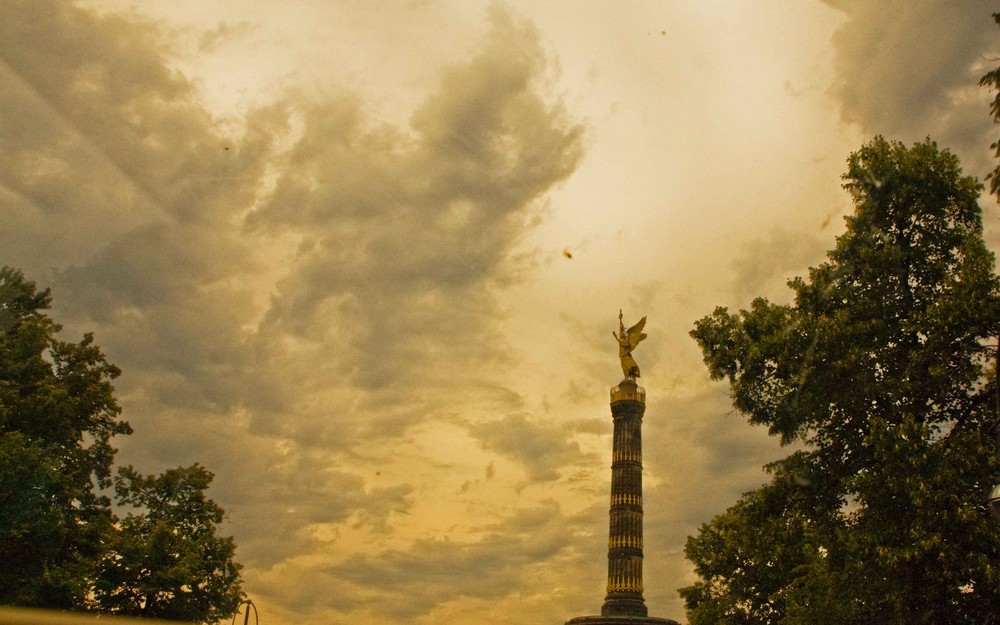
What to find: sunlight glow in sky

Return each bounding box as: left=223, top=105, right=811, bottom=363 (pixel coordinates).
left=3, top=2, right=999, bottom=624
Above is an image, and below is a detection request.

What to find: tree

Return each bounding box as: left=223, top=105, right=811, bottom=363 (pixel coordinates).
left=681, top=137, right=1000, bottom=624
left=0, top=267, right=244, bottom=621
left=93, top=465, right=244, bottom=622
left=0, top=267, right=131, bottom=608
left=978, top=12, right=1000, bottom=199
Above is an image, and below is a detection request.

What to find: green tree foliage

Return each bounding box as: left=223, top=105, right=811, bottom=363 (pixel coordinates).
left=0, top=267, right=243, bottom=621
left=681, top=137, right=1000, bottom=624
left=0, top=267, right=131, bottom=608
left=979, top=12, right=1000, bottom=199
left=94, top=465, right=243, bottom=621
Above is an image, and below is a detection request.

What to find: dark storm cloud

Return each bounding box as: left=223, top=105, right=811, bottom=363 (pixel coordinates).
left=0, top=40, right=162, bottom=268
left=718, top=1, right=999, bottom=313
left=248, top=7, right=584, bottom=402
left=0, top=0, right=582, bottom=432
left=468, top=413, right=599, bottom=482
left=822, top=0, right=999, bottom=176
left=0, top=0, right=585, bottom=587
left=0, top=0, right=280, bottom=419
left=199, top=20, right=256, bottom=53
left=321, top=500, right=587, bottom=619
left=0, top=0, right=271, bottom=226
left=730, top=227, right=826, bottom=304
left=641, top=390, right=786, bottom=552
left=638, top=389, right=785, bottom=612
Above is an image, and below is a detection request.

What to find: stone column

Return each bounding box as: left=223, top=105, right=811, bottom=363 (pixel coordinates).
left=601, top=378, right=647, bottom=617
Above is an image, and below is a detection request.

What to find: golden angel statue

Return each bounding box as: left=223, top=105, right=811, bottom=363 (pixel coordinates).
left=613, top=310, right=647, bottom=379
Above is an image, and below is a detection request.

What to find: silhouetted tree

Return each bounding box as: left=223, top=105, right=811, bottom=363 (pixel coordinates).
left=681, top=138, right=1000, bottom=624
left=94, top=465, right=243, bottom=621
left=0, top=267, right=244, bottom=622
left=979, top=12, right=1000, bottom=199
left=0, top=267, right=130, bottom=608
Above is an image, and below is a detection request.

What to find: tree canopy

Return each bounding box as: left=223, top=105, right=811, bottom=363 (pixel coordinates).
left=94, top=465, right=243, bottom=622
left=979, top=12, right=1000, bottom=199
left=0, top=267, right=244, bottom=621
left=0, top=267, right=130, bottom=608
left=681, top=137, right=1000, bottom=624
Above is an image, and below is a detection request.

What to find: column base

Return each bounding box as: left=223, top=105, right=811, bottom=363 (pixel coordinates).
left=601, top=593, right=647, bottom=617
left=565, top=615, right=680, bottom=625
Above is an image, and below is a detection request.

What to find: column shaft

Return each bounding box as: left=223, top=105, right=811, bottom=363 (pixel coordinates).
left=602, top=382, right=647, bottom=618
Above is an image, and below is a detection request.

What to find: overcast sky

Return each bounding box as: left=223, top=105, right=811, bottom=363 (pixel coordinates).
left=2, top=2, right=999, bottom=624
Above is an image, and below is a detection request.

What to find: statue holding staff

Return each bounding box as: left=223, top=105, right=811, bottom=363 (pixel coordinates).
left=613, top=310, right=647, bottom=379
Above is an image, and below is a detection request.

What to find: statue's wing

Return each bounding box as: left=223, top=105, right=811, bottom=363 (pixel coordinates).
left=626, top=316, right=647, bottom=350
